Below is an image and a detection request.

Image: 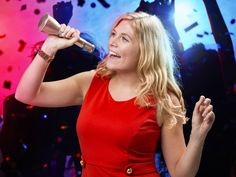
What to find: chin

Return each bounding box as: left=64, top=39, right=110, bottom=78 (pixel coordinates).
left=106, top=62, right=118, bottom=70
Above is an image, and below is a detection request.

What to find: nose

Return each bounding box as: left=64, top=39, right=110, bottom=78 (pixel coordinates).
left=109, top=36, right=118, bottom=48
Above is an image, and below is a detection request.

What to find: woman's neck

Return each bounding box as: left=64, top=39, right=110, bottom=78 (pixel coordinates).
left=108, top=72, right=140, bottom=101
left=112, top=72, right=139, bottom=88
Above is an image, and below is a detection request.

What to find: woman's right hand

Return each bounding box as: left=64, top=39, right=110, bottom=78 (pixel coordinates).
left=41, top=24, right=80, bottom=54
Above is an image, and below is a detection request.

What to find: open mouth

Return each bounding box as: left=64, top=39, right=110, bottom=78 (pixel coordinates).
left=109, top=50, right=121, bottom=58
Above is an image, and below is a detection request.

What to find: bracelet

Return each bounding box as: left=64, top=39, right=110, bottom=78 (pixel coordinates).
left=37, top=48, right=55, bottom=63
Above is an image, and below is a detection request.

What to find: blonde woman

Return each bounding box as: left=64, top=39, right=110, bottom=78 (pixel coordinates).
left=15, top=11, right=215, bottom=177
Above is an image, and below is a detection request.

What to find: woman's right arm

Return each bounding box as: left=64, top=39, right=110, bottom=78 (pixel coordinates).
left=15, top=25, right=95, bottom=107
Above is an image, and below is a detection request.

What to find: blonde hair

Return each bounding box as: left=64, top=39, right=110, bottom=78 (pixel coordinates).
left=96, top=11, right=187, bottom=127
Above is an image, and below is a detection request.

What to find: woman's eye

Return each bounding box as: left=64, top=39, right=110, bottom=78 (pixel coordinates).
left=122, top=36, right=129, bottom=42
left=111, top=32, right=116, bottom=36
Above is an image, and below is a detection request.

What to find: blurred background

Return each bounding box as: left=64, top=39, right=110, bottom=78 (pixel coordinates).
left=0, top=0, right=235, bottom=177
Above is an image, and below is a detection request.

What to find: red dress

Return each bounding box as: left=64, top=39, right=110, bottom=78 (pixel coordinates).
left=77, top=74, right=161, bottom=177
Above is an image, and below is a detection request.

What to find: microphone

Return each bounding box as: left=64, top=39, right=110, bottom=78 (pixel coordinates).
left=38, top=13, right=95, bottom=53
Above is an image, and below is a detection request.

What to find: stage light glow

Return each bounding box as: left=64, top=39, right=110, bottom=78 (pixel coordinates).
left=26, top=105, right=34, bottom=109
left=22, top=143, right=28, bottom=150
left=40, top=113, right=48, bottom=119
left=174, top=2, right=194, bottom=28
left=144, top=0, right=155, bottom=3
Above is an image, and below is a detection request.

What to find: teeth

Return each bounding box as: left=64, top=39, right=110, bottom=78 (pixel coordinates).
left=109, top=51, right=120, bottom=57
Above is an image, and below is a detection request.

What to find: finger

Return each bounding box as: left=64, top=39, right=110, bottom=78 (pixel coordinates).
left=73, top=29, right=80, bottom=37
left=203, top=111, right=215, bottom=125
left=58, top=24, right=66, bottom=37
left=65, top=27, right=76, bottom=38
left=203, top=98, right=211, bottom=106
left=202, top=104, right=213, bottom=117
left=194, top=95, right=205, bottom=113
left=199, top=98, right=211, bottom=115
left=68, top=30, right=80, bottom=44
left=199, top=104, right=205, bottom=113
left=60, top=25, right=71, bottom=38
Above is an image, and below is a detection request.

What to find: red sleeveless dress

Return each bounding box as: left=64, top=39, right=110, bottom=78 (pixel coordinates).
left=77, top=74, right=161, bottom=177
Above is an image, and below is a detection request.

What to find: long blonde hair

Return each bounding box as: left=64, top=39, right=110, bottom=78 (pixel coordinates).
left=96, top=11, right=187, bottom=127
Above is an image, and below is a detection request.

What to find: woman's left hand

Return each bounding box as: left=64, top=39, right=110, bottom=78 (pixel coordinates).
left=191, top=95, right=215, bottom=141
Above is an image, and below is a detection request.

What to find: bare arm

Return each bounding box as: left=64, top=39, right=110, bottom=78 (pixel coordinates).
left=15, top=24, right=96, bottom=107
left=161, top=95, right=215, bottom=177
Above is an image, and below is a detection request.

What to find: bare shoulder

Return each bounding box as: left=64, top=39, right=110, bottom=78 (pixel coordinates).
left=157, top=92, right=182, bottom=127
left=71, top=70, right=96, bottom=97
left=169, top=92, right=181, bottom=106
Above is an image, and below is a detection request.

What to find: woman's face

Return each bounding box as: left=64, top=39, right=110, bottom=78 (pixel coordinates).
left=107, top=20, right=140, bottom=73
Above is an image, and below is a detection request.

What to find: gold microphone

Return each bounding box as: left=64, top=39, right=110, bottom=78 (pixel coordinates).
left=38, top=13, right=95, bottom=53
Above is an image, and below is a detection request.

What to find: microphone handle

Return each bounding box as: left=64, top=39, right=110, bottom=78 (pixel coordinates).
left=75, top=37, right=95, bottom=53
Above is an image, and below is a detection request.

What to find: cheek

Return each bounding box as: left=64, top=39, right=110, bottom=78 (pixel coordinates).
left=124, top=52, right=139, bottom=68
left=124, top=43, right=139, bottom=55
left=127, top=48, right=139, bottom=63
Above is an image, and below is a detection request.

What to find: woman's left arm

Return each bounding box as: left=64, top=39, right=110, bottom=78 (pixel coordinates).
left=161, top=95, right=215, bottom=177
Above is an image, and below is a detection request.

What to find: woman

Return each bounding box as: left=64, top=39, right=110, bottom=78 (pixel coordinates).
left=15, top=11, right=215, bottom=177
